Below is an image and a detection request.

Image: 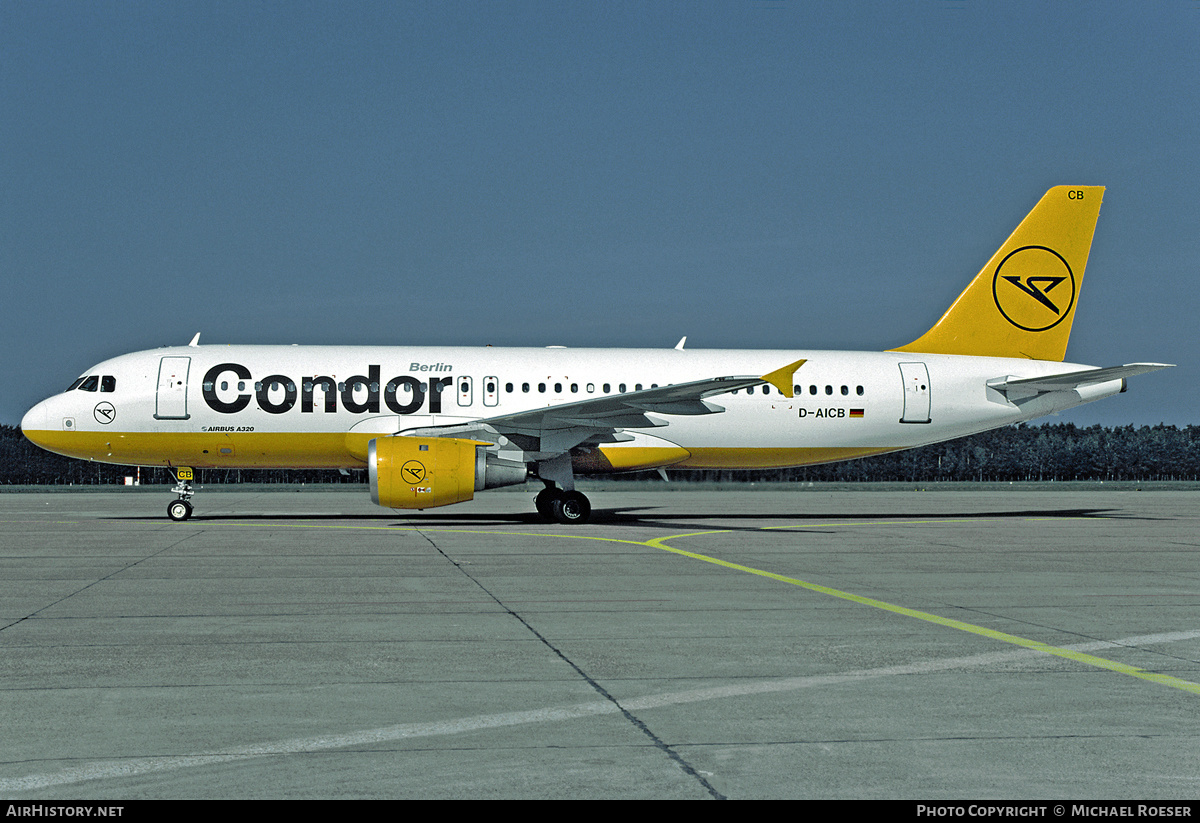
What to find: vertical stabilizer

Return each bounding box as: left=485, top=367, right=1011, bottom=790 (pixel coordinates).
left=892, top=186, right=1104, bottom=361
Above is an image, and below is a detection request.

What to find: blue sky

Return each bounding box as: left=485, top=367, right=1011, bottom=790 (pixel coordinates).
left=2, top=1, right=1196, bottom=427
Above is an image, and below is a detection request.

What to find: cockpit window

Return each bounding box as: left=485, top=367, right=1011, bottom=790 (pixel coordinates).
left=66, top=377, right=87, bottom=392
left=78, top=376, right=99, bottom=392
left=101, top=375, right=116, bottom=392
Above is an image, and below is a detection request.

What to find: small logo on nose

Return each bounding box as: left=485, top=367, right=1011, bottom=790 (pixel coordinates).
left=94, top=402, right=116, bottom=424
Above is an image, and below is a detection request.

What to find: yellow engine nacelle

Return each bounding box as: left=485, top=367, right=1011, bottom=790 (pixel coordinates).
left=368, top=436, right=526, bottom=509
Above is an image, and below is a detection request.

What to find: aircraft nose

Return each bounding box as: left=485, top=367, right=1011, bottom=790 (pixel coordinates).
left=22, top=400, right=46, bottom=431
left=21, top=398, right=56, bottom=447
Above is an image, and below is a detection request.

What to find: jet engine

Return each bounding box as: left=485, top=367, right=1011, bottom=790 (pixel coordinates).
left=369, top=436, right=526, bottom=509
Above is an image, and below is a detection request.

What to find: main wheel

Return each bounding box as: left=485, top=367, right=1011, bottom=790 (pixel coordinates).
left=167, top=499, right=193, bottom=521
left=552, top=490, right=591, bottom=524
left=534, top=488, right=560, bottom=521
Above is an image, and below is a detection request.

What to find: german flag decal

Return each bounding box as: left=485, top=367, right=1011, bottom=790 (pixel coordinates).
left=849, top=409, right=864, bottom=418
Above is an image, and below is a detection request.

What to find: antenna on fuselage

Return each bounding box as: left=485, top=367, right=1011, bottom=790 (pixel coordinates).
left=188, top=333, right=200, bottom=347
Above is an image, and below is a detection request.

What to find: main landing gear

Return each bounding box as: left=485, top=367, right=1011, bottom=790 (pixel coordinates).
left=534, top=484, right=592, bottom=524
left=166, top=467, right=195, bottom=521
left=533, top=454, right=592, bottom=524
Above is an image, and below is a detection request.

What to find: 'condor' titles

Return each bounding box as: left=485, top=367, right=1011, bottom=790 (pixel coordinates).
left=201, top=363, right=454, bottom=416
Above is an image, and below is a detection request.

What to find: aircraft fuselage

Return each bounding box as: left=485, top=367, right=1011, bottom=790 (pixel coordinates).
left=21, top=344, right=1122, bottom=472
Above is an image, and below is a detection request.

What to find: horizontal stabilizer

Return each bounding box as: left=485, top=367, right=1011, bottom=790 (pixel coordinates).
left=987, top=363, right=1174, bottom=405
left=989, top=363, right=1173, bottom=394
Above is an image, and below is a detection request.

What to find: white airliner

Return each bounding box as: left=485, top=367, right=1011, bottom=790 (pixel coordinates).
left=21, top=186, right=1171, bottom=523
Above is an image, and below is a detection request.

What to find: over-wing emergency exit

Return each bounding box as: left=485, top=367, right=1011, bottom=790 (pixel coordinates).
left=21, top=187, right=1172, bottom=523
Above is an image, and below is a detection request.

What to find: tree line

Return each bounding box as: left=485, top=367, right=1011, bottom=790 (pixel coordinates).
left=2, top=422, right=1198, bottom=486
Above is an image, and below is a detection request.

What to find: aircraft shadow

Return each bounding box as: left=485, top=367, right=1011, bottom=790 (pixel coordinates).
left=107, top=506, right=1132, bottom=531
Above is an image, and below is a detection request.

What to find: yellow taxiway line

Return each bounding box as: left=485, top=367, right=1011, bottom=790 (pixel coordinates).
left=205, top=515, right=1200, bottom=697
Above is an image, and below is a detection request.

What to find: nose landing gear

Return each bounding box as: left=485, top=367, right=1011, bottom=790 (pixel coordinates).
left=167, top=467, right=195, bottom=521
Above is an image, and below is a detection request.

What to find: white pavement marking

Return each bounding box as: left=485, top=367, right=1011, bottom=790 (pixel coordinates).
left=4, top=629, right=1199, bottom=793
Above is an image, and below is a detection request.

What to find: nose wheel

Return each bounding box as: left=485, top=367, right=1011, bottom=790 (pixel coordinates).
left=167, top=499, right=194, bottom=521
left=167, top=467, right=195, bottom=521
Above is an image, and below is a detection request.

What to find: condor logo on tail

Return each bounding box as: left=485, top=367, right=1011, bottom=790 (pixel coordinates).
left=991, top=245, right=1076, bottom=332
left=1002, top=274, right=1066, bottom=313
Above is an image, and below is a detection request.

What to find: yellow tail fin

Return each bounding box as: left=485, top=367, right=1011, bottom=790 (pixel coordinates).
left=892, top=186, right=1104, bottom=361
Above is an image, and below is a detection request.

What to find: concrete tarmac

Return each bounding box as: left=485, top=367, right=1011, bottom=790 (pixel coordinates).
left=2, top=486, right=1199, bottom=799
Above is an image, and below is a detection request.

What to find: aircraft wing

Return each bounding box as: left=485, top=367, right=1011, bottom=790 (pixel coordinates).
left=400, top=359, right=806, bottom=458
left=989, top=363, right=1173, bottom=396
